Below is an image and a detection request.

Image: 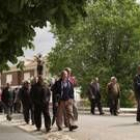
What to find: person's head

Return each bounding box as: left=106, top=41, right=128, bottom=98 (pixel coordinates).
left=65, top=67, right=72, bottom=77
left=21, top=80, right=25, bottom=86
left=6, top=83, right=10, bottom=88
left=138, top=65, right=140, bottom=74
left=111, top=76, right=117, bottom=84
left=24, top=81, right=30, bottom=88
left=15, top=88, right=18, bottom=91
left=61, top=70, right=68, bottom=80
left=95, top=77, right=99, bottom=83
left=31, top=77, right=37, bottom=85
left=91, top=79, right=95, bottom=84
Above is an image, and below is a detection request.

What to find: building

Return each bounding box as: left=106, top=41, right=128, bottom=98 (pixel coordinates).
left=0, top=56, right=48, bottom=88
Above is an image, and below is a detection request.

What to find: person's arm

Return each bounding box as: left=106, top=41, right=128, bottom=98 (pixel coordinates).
left=30, top=86, right=35, bottom=105
left=117, top=83, right=121, bottom=98
left=51, top=82, right=58, bottom=104
left=106, top=83, right=111, bottom=95
left=87, top=84, right=95, bottom=100
left=133, top=76, right=139, bottom=99
left=70, top=83, right=74, bottom=99
left=46, top=87, right=51, bottom=103
left=134, top=76, right=140, bottom=88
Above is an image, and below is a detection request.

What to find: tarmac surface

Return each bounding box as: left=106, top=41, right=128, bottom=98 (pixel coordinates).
left=0, top=109, right=139, bottom=140
left=0, top=124, right=39, bottom=140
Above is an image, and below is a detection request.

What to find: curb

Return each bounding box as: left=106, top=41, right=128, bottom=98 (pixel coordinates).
left=78, top=107, right=137, bottom=114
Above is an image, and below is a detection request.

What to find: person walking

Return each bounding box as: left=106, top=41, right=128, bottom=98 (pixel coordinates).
left=87, top=78, right=104, bottom=115
left=53, top=70, right=78, bottom=131
left=13, top=88, right=21, bottom=113
left=30, top=76, right=51, bottom=132
left=1, top=83, right=13, bottom=120
left=65, top=67, right=78, bottom=125
left=107, top=77, right=120, bottom=116
left=0, top=87, right=3, bottom=113
left=134, top=65, right=140, bottom=122
left=20, top=81, right=34, bottom=125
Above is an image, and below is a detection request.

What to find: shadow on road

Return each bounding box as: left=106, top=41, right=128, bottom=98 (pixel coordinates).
left=111, top=122, right=140, bottom=128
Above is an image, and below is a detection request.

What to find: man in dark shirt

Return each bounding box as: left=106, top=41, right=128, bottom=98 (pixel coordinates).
left=2, top=83, right=13, bottom=120
left=30, top=76, right=51, bottom=132
left=134, top=65, right=140, bottom=122
left=20, top=81, right=34, bottom=125
left=53, top=70, right=78, bottom=131
left=87, top=78, right=104, bottom=115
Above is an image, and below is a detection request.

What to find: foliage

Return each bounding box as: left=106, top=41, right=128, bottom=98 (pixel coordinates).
left=48, top=0, right=140, bottom=107
left=0, top=0, right=87, bottom=71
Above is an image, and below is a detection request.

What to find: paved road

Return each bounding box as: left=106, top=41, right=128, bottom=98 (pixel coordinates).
left=1, top=113, right=140, bottom=140
left=65, top=114, right=140, bottom=140
left=0, top=124, right=39, bottom=140
left=0, top=114, right=75, bottom=140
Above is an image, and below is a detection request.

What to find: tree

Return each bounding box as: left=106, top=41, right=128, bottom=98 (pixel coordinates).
left=48, top=0, right=140, bottom=107
left=0, top=0, right=87, bottom=71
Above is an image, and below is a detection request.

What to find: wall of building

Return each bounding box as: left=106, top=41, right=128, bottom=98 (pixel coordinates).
left=1, top=69, right=35, bottom=87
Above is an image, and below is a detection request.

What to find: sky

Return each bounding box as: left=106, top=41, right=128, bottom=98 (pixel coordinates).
left=24, top=26, right=55, bottom=58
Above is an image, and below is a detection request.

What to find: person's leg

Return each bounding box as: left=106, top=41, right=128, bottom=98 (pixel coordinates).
left=117, top=98, right=120, bottom=114
left=9, top=103, right=13, bottom=115
left=73, top=103, right=78, bottom=121
left=34, top=105, right=42, bottom=130
left=42, top=104, right=51, bottom=132
left=65, top=99, right=78, bottom=131
left=110, top=100, right=113, bottom=115
left=56, top=101, right=64, bottom=130
left=90, top=99, right=95, bottom=114
left=13, top=103, right=16, bottom=113
left=30, top=106, right=35, bottom=125
left=63, top=108, right=69, bottom=127
left=114, top=98, right=118, bottom=116
left=52, top=105, right=57, bottom=126
left=97, top=99, right=104, bottom=115
left=6, top=103, right=12, bottom=121
left=23, top=105, right=29, bottom=124
left=0, top=102, right=3, bottom=113
left=17, top=102, right=21, bottom=113
left=137, top=99, right=140, bottom=122
left=2, top=102, right=7, bottom=114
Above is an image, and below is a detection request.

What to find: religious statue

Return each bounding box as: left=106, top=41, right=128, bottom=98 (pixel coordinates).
left=35, top=54, right=44, bottom=76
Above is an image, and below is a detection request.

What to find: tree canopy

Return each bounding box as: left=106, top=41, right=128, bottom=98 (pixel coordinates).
left=48, top=0, right=140, bottom=107
left=0, top=0, right=87, bottom=71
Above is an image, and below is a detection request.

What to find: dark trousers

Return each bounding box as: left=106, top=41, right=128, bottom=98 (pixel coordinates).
left=109, top=97, right=118, bottom=115
left=23, top=104, right=34, bottom=124
left=90, top=99, right=103, bottom=114
left=34, top=104, right=51, bottom=130
left=14, top=102, right=21, bottom=113
left=136, top=99, right=140, bottom=122
left=0, top=101, right=4, bottom=113
left=4, top=102, right=13, bottom=115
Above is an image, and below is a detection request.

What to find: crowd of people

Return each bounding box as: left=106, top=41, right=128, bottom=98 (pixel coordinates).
left=0, top=67, right=78, bottom=132
left=87, top=76, right=120, bottom=116
left=1, top=64, right=140, bottom=133
left=87, top=65, right=140, bottom=123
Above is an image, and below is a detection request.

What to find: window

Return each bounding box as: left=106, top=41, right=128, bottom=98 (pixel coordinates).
left=6, top=74, right=12, bottom=83
left=24, top=72, right=30, bottom=81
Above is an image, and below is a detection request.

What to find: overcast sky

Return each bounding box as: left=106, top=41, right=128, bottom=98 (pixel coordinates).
left=24, top=26, right=55, bottom=58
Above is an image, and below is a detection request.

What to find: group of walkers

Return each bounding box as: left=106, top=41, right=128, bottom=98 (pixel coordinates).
left=87, top=76, right=120, bottom=116
left=1, top=62, right=140, bottom=132
left=87, top=65, right=140, bottom=123
left=0, top=67, right=78, bottom=133
left=0, top=83, right=21, bottom=120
